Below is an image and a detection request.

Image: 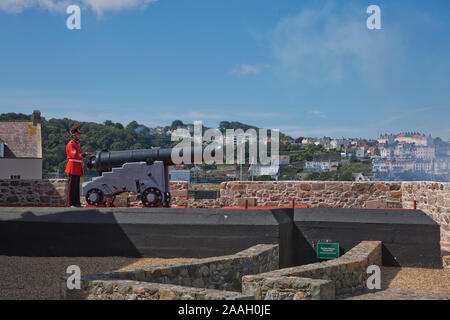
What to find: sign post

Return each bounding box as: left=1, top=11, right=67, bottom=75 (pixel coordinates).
left=316, top=242, right=340, bottom=260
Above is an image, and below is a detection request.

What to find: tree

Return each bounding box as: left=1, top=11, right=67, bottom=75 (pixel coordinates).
left=170, top=120, right=184, bottom=130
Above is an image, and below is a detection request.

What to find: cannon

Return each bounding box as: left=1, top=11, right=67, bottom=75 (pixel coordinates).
left=82, top=147, right=201, bottom=208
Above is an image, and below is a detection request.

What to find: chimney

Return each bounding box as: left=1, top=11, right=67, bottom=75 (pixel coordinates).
left=31, top=110, right=41, bottom=126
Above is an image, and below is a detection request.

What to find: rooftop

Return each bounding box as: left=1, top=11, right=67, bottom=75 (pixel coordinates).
left=0, top=110, right=42, bottom=158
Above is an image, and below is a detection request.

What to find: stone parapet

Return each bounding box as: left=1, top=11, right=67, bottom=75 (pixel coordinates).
left=0, top=179, right=67, bottom=206
left=402, top=182, right=450, bottom=252
left=219, top=181, right=403, bottom=209
left=242, top=241, right=382, bottom=299
left=66, top=244, right=279, bottom=300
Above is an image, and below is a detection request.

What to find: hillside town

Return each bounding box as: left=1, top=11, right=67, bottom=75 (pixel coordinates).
left=1, top=112, right=449, bottom=183
left=156, top=122, right=450, bottom=183
left=275, top=132, right=450, bottom=182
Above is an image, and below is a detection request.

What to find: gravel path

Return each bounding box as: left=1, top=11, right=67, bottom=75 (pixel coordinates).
left=0, top=256, right=140, bottom=300
left=338, top=266, right=450, bottom=300
left=380, top=266, right=450, bottom=291
left=339, top=289, right=450, bottom=300
left=0, top=256, right=201, bottom=300
left=118, top=258, right=197, bottom=270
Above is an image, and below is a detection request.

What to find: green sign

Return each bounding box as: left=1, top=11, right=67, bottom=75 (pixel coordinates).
left=316, top=242, right=340, bottom=259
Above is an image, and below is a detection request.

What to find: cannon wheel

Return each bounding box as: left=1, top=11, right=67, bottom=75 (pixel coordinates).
left=86, top=188, right=105, bottom=206
left=162, top=192, right=171, bottom=207
left=141, top=187, right=163, bottom=208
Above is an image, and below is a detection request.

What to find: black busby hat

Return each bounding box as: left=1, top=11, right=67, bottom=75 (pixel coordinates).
left=70, top=125, right=81, bottom=134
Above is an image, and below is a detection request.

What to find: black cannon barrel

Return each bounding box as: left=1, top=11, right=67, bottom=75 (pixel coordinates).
left=87, top=147, right=205, bottom=173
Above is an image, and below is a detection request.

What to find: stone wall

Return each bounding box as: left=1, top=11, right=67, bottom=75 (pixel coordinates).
left=169, top=181, right=189, bottom=206
left=66, top=279, right=252, bottom=300
left=219, top=181, right=403, bottom=209
left=0, top=179, right=67, bottom=206
left=0, top=179, right=189, bottom=207
left=66, top=244, right=278, bottom=300
left=443, top=255, right=450, bottom=269
left=66, top=241, right=381, bottom=300
left=402, top=182, right=450, bottom=252
left=218, top=181, right=449, bottom=253
left=242, top=241, right=382, bottom=299
left=1, top=178, right=449, bottom=253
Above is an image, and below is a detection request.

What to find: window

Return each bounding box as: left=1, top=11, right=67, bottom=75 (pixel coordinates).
left=0, top=141, right=4, bottom=158
left=10, top=175, right=21, bottom=180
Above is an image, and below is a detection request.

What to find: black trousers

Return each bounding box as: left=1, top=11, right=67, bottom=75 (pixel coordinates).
left=67, top=174, right=81, bottom=206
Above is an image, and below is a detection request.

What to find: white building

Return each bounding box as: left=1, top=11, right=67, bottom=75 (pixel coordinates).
left=356, top=148, right=365, bottom=159
left=380, top=146, right=394, bottom=159
left=432, top=157, right=450, bottom=175
left=414, top=146, right=435, bottom=160
left=372, top=161, right=389, bottom=173
left=415, top=160, right=432, bottom=172
left=249, top=163, right=279, bottom=178
left=304, top=161, right=330, bottom=173
left=330, top=138, right=349, bottom=150
left=393, top=144, right=414, bottom=160
left=395, top=133, right=431, bottom=146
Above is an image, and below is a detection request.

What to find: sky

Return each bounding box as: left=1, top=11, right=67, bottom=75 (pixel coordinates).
left=0, top=0, right=449, bottom=139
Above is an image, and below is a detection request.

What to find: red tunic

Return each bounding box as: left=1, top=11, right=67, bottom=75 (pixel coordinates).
left=65, top=140, right=84, bottom=176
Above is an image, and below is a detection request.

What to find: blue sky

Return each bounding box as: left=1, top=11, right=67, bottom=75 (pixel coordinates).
left=0, top=0, right=449, bottom=139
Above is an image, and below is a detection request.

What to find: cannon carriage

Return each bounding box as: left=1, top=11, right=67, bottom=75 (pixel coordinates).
left=82, top=147, right=193, bottom=207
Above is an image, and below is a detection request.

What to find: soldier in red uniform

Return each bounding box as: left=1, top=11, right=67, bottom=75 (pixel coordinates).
left=65, top=125, right=90, bottom=207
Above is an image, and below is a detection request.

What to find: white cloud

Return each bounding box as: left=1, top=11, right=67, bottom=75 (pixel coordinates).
left=0, top=0, right=157, bottom=15
left=0, top=0, right=63, bottom=13
left=269, top=3, right=403, bottom=82
left=308, top=110, right=327, bottom=119
left=277, top=125, right=363, bottom=138
left=231, top=63, right=270, bottom=76
left=82, top=0, right=157, bottom=15
left=161, top=111, right=224, bottom=120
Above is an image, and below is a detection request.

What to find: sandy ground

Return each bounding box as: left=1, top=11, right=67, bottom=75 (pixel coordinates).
left=0, top=256, right=201, bottom=300
left=0, top=256, right=139, bottom=300
left=1, top=256, right=449, bottom=300
left=118, top=258, right=198, bottom=270
left=380, top=266, right=450, bottom=291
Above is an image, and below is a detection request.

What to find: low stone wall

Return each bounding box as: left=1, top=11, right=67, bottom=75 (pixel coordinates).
left=66, top=279, right=252, bottom=300
left=243, top=276, right=334, bottom=300
left=66, top=244, right=278, bottom=300
left=219, top=181, right=403, bottom=209
left=0, top=179, right=67, bottom=206
left=169, top=181, right=189, bottom=206
left=402, top=182, right=450, bottom=252
left=443, top=255, right=450, bottom=269
left=0, top=179, right=189, bottom=207
left=242, top=241, right=382, bottom=299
